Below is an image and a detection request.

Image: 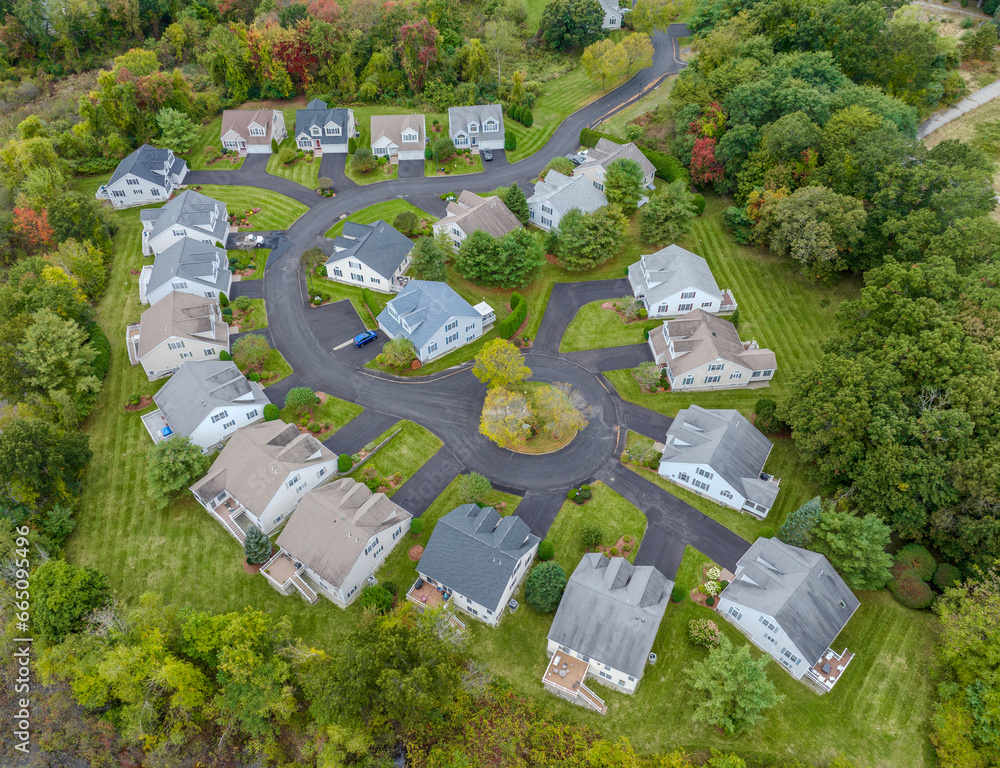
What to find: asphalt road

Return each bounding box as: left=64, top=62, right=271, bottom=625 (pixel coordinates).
left=179, top=25, right=752, bottom=579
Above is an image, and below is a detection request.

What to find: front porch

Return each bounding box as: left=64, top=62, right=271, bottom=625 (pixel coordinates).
left=542, top=652, right=607, bottom=715
left=805, top=648, right=854, bottom=692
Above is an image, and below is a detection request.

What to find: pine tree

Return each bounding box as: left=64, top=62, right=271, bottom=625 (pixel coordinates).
left=504, top=182, right=529, bottom=223
left=778, top=497, right=824, bottom=548
left=244, top=525, right=272, bottom=564
left=409, top=236, right=447, bottom=281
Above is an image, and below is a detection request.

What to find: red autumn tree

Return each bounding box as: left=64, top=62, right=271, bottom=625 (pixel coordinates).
left=307, top=0, right=342, bottom=23
left=13, top=208, right=54, bottom=254
left=398, top=19, right=439, bottom=92
left=689, top=137, right=724, bottom=186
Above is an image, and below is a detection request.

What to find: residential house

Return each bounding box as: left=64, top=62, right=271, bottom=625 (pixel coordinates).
left=599, top=0, right=623, bottom=28
left=544, top=554, right=671, bottom=714
left=96, top=144, right=188, bottom=208
left=126, top=291, right=229, bottom=379
left=370, top=114, right=426, bottom=161
left=323, top=220, right=414, bottom=293
left=658, top=404, right=780, bottom=518
left=295, top=98, right=355, bottom=156
left=412, top=504, right=539, bottom=626
left=190, top=421, right=339, bottom=539
left=574, top=138, right=655, bottom=190
left=138, top=238, right=232, bottom=306
left=140, top=189, right=229, bottom=257
left=648, top=309, right=776, bottom=391
left=718, top=537, right=860, bottom=691
left=267, top=478, right=412, bottom=606
left=220, top=109, right=287, bottom=154
left=432, top=191, right=521, bottom=249
left=527, top=170, right=607, bottom=231
left=627, top=244, right=737, bottom=318
left=448, top=104, right=505, bottom=151
left=376, top=280, right=495, bottom=362
left=140, top=360, right=270, bottom=452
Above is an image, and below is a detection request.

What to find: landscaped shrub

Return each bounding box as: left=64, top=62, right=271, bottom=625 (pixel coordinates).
left=348, top=137, right=358, bottom=153
left=359, top=585, right=393, bottom=613
left=724, top=205, right=754, bottom=244
left=690, top=193, right=706, bottom=215
left=219, top=350, right=232, bottom=361
left=705, top=596, right=715, bottom=606
left=218, top=293, right=229, bottom=307
left=610, top=546, right=619, bottom=556
left=410, top=518, right=425, bottom=536
left=271, top=137, right=279, bottom=153
left=537, top=540, right=555, bottom=560
left=247, top=372, right=261, bottom=381
left=308, top=423, right=322, bottom=433
left=88, top=323, right=111, bottom=381
left=382, top=581, right=398, bottom=596
left=244, top=525, right=272, bottom=565
left=689, top=619, right=721, bottom=648
left=233, top=295, right=253, bottom=310
left=580, top=524, right=603, bottom=548
left=278, top=145, right=297, bottom=164
left=363, top=441, right=377, bottom=453
left=361, top=288, right=381, bottom=322
left=336, top=454, right=352, bottom=472
left=757, top=527, right=774, bottom=539
left=394, top=210, right=419, bottom=235
left=933, top=563, right=962, bottom=590
left=222, top=307, right=233, bottom=317
left=350, top=453, right=360, bottom=464
left=525, top=561, right=567, bottom=613
left=671, top=583, right=687, bottom=603
left=126, top=393, right=141, bottom=406
left=890, top=570, right=934, bottom=609
left=754, top=397, right=784, bottom=435
left=505, top=132, right=517, bottom=151
left=495, top=291, right=528, bottom=338
left=895, top=543, right=937, bottom=581
left=521, top=108, right=534, bottom=127
left=720, top=580, right=729, bottom=590
left=566, top=488, right=577, bottom=501
left=263, top=403, right=279, bottom=421
left=578, top=488, right=592, bottom=500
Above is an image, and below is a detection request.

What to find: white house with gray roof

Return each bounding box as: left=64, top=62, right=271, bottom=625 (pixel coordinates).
left=370, top=114, right=426, bottom=161
left=658, top=405, right=780, bottom=518
left=127, top=291, right=229, bottom=379
left=190, top=420, right=339, bottom=539
left=413, top=504, right=539, bottom=626
left=527, top=170, right=607, bottom=231
left=295, top=99, right=355, bottom=155
left=432, top=191, right=521, bottom=250
left=96, top=144, right=187, bottom=209
left=270, top=478, right=412, bottom=606
left=448, top=104, right=505, bottom=151
left=140, top=190, right=230, bottom=256
left=599, top=0, right=623, bottom=27
left=575, top=138, right=655, bottom=191
left=140, top=360, right=270, bottom=452
left=323, top=220, right=413, bottom=293
left=138, top=238, right=232, bottom=306
left=628, top=244, right=737, bottom=318
left=545, top=554, right=670, bottom=712
left=377, top=280, right=495, bottom=362
left=718, top=538, right=860, bottom=691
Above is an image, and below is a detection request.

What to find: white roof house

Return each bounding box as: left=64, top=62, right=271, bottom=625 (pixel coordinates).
left=526, top=170, right=607, bottom=232
left=138, top=238, right=232, bottom=307
left=448, top=104, right=505, bottom=151
left=140, top=189, right=230, bottom=257
left=96, top=144, right=187, bottom=209
left=628, top=244, right=737, bottom=318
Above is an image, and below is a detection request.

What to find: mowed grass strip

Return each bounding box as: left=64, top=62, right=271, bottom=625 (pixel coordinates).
left=265, top=138, right=321, bottom=188
left=560, top=300, right=659, bottom=352
left=279, top=393, right=363, bottom=433
left=192, top=185, right=308, bottom=231
left=348, top=420, right=444, bottom=495
left=324, top=200, right=437, bottom=238
left=544, top=481, right=646, bottom=564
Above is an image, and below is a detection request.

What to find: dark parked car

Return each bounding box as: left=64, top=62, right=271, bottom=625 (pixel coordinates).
left=353, top=330, right=378, bottom=347
left=482, top=148, right=494, bottom=161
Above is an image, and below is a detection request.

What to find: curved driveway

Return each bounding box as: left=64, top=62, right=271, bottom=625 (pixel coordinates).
left=184, top=25, right=750, bottom=577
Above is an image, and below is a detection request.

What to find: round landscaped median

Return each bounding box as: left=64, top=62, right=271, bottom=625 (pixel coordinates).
left=480, top=381, right=588, bottom=455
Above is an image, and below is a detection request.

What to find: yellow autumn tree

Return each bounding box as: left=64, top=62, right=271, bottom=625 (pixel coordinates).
left=535, top=382, right=589, bottom=439
left=480, top=387, right=532, bottom=449
left=472, top=338, right=531, bottom=388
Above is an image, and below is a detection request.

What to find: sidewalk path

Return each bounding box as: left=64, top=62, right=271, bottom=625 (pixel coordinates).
left=918, top=78, right=1000, bottom=139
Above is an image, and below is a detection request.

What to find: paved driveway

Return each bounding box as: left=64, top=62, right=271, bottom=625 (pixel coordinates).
left=397, top=159, right=425, bottom=179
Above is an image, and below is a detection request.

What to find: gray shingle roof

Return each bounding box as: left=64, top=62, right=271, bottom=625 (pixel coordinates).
left=629, top=245, right=723, bottom=307
left=447, top=104, right=504, bottom=138
left=141, top=190, right=229, bottom=244
left=277, top=478, right=412, bottom=587
left=578, top=138, right=655, bottom=179
left=377, top=280, right=479, bottom=351
left=147, top=239, right=232, bottom=297
left=436, top=191, right=521, bottom=239
left=137, top=291, right=228, bottom=358
left=528, top=170, right=607, bottom=214
left=190, top=421, right=335, bottom=516
left=721, top=538, right=860, bottom=664
left=662, top=309, right=777, bottom=376
left=324, top=220, right=414, bottom=280
left=153, top=360, right=270, bottom=438
left=295, top=99, right=352, bottom=147
left=371, top=114, right=425, bottom=149
left=109, top=144, right=179, bottom=187
left=417, top=504, right=539, bottom=610
left=660, top=405, right=778, bottom=509
left=548, top=554, right=671, bottom=678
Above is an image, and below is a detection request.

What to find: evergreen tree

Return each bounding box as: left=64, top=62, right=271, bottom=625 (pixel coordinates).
left=639, top=180, right=696, bottom=244
left=505, top=182, right=530, bottom=223
left=778, top=497, right=824, bottom=548
left=409, top=236, right=447, bottom=281
left=244, top=525, right=272, bottom=564
left=554, top=205, right=628, bottom=271
left=155, top=107, right=199, bottom=154
left=811, top=509, right=893, bottom=590
left=604, top=157, right=645, bottom=214
left=146, top=437, right=210, bottom=509
left=525, top=561, right=567, bottom=612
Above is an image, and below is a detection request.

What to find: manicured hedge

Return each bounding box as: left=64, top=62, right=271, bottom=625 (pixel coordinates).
left=890, top=571, right=934, bottom=609
left=640, top=147, right=689, bottom=184
left=580, top=128, right=628, bottom=147
left=933, top=562, right=962, bottom=590
left=88, top=323, right=111, bottom=381
left=496, top=291, right=527, bottom=338
left=337, top=454, right=352, bottom=472
left=537, top=540, right=554, bottom=560
left=895, top=543, right=936, bottom=581
left=263, top=403, right=279, bottom=421
left=505, top=132, right=517, bottom=151
left=361, top=288, right=380, bottom=322
left=219, top=350, right=232, bottom=361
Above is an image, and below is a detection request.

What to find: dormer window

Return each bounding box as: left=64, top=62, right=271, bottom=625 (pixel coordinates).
left=249, top=125, right=265, bottom=137
left=402, top=130, right=418, bottom=143
left=469, top=122, right=479, bottom=133
left=483, top=120, right=497, bottom=132
left=325, top=124, right=340, bottom=136
left=310, top=126, right=321, bottom=136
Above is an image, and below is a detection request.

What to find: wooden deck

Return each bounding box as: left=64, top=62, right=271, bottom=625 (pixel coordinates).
left=407, top=580, right=446, bottom=609
left=542, top=653, right=606, bottom=715
left=807, top=648, right=854, bottom=690
left=264, top=554, right=298, bottom=585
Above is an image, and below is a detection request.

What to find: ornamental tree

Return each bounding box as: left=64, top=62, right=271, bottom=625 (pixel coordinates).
left=33, top=559, right=109, bottom=644
left=244, top=525, right=272, bottom=564
left=146, top=437, right=210, bottom=509
left=155, top=107, right=199, bottom=154
left=535, top=382, right=589, bottom=439
left=525, top=561, right=567, bottom=612
left=630, top=0, right=681, bottom=33
left=778, top=497, right=824, bottom=548
left=633, top=361, right=661, bottom=391
left=553, top=204, right=628, bottom=271
left=620, top=33, right=654, bottom=79
left=409, top=236, right=447, bottom=281
left=12, top=207, right=54, bottom=254
left=379, top=338, right=418, bottom=369
left=458, top=472, right=493, bottom=504
left=398, top=19, right=439, bottom=92
left=504, top=182, right=530, bottom=223
left=473, top=338, right=531, bottom=388
left=232, top=333, right=271, bottom=369
left=351, top=147, right=377, bottom=174
left=689, top=137, right=724, bottom=186
left=284, top=387, right=317, bottom=417
left=480, top=387, right=532, bottom=448
left=582, top=38, right=626, bottom=91
left=540, top=0, right=606, bottom=50
left=605, top=157, right=646, bottom=214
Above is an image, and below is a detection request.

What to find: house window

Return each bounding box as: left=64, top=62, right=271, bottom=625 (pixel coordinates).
left=678, top=303, right=693, bottom=311
left=333, top=267, right=343, bottom=277
left=730, top=372, right=741, bottom=379
left=760, top=616, right=777, bottom=632
left=126, top=178, right=140, bottom=186
left=204, top=348, right=216, bottom=356
left=682, top=375, right=694, bottom=385
left=484, top=120, right=497, bottom=131
left=299, top=138, right=312, bottom=148
left=172, top=229, right=186, bottom=237
left=318, top=467, right=327, bottom=478
left=179, top=352, right=193, bottom=359
left=348, top=261, right=360, bottom=269
left=594, top=181, right=604, bottom=191
left=133, top=188, right=144, bottom=195
left=721, top=490, right=733, bottom=499
left=701, top=301, right=712, bottom=307
left=627, top=675, right=635, bottom=682
left=456, top=136, right=468, bottom=145
left=657, top=304, right=668, bottom=313
left=427, top=342, right=437, bottom=354
left=708, top=363, right=724, bottom=371
left=287, top=474, right=300, bottom=488
left=249, top=126, right=265, bottom=136
left=541, top=204, right=553, bottom=215
left=211, top=410, right=229, bottom=423
left=168, top=341, right=185, bottom=350
left=728, top=606, right=742, bottom=620
left=467, top=335, right=475, bottom=342
left=351, top=273, right=363, bottom=282
left=466, top=324, right=475, bottom=332
left=392, top=527, right=400, bottom=540
left=752, top=371, right=762, bottom=378
left=402, top=130, right=418, bottom=142
left=529, top=209, right=535, bottom=219
left=112, top=190, right=126, bottom=198
left=763, top=370, right=773, bottom=376
left=678, top=472, right=690, bottom=482
left=151, top=188, right=160, bottom=196
left=445, top=320, right=458, bottom=331
left=445, top=332, right=459, bottom=344
left=222, top=419, right=236, bottom=429
left=693, top=479, right=710, bottom=491
left=680, top=291, right=696, bottom=299
left=764, top=633, right=777, bottom=644
left=704, top=375, right=721, bottom=383
left=274, top=515, right=283, bottom=524
left=297, top=484, right=306, bottom=493
left=696, top=468, right=714, bottom=479
left=310, top=126, right=321, bottom=136
left=370, top=277, right=380, bottom=284
left=246, top=409, right=259, bottom=420
left=223, top=140, right=239, bottom=149
left=541, top=217, right=552, bottom=227
left=452, top=227, right=462, bottom=236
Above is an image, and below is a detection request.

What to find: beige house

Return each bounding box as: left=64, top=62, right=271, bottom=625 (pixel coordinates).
left=220, top=109, right=287, bottom=154
left=574, top=138, right=656, bottom=190
left=190, top=420, right=339, bottom=538
left=370, top=114, right=426, bottom=161
left=432, top=191, right=521, bottom=249
left=267, top=478, right=413, bottom=606
left=648, top=309, right=776, bottom=392
left=127, top=291, right=229, bottom=380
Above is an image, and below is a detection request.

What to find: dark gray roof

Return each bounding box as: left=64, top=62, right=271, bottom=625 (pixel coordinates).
left=141, top=190, right=229, bottom=244
left=109, top=144, right=178, bottom=187
left=295, top=99, right=352, bottom=147
left=528, top=170, right=607, bottom=214
left=660, top=405, right=778, bottom=509
left=377, top=280, right=479, bottom=350
left=324, top=220, right=413, bottom=280
left=417, top=504, right=539, bottom=610
left=721, top=538, right=860, bottom=664
left=628, top=245, right=723, bottom=306
left=153, top=360, right=270, bottom=437
left=548, top=554, right=671, bottom=678
left=448, top=104, right=504, bottom=137
left=147, top=239, right=232, bottom=296
left=577, top=138, right=655, bottom=178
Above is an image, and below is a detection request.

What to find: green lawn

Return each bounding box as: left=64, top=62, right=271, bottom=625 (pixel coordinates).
left=181, top=114, right=246, bottom=171
left=469, top=544, right=939, bottom=767
left=348, top=420, right=443, bottom=496
left=265, top=138, right=321, bottom=188
left=229, top=248, right=268, bottom=280
left=262, top=348, right=293, bottom=387
left=323, top=200, right=437, bottom=238
left=560, top=300, right=660, bottom=352
left=189, top=185, right=308, bottom=231
left=596, top=74, right=677, bottom=138
left=306, top=274, right=392, bottom=330
left=345, top=158, right=399, bottom=184
left=544, top=481, right=647, bottom=565
left=425, top=152, right=483, bottom=178
left=230, top=298, right=267, bottom=331
left=278, top=393, right=363, bottom=433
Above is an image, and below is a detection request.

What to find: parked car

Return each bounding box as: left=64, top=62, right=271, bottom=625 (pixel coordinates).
left=482, top=148, right=494, bottom=161
left=353, top=330, right=378, bottom=348
left=565, top=151, right=587, bottom=166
